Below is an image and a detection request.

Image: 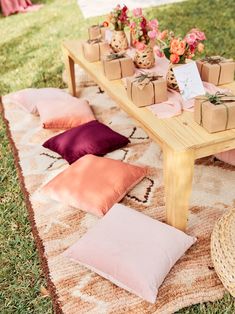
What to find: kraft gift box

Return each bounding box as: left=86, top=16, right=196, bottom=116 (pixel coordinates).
left=82, top=40, right=111, bottom=62
left=88, top=25, right=108, bottom=40
left=194, top=94, right=235, bottom=133
left=196, top=56, right=235, bottom=86
left=102, top=53, right=135, bottom=80
left=126, top=73, right=168, bottom=107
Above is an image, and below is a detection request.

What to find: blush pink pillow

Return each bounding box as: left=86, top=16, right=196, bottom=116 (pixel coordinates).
left=3, top=88, right=95, bottom=129
left=3, top=88, right=39, bottom=114
left=64, top=204, right=196, bottom=303
left=215, top=150, right=235, bottom=166
left=42, top=155, right=147, bottom=216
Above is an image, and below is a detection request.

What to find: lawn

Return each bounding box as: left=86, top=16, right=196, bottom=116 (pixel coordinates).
left=0, top=0, right=235, bottom=313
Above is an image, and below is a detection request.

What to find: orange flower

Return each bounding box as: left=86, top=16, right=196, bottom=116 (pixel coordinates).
left=103, top=21, right=109, bottom=27
left=170, top=53, right=180, bottom=64
left=158, top=29, right=168, bottom=40
left=170, top=39, right=186, bottom=56
left=197, top=42, right=204, bottom=53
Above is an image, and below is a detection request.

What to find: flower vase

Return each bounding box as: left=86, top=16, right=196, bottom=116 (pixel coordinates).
left=134, top=45, right=155, bottom=69
left=166, top=63, right=184, bottom=91
left=111, top=30, right=128, bottom=53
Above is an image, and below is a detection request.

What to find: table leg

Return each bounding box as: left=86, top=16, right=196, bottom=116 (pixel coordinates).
left=163, top=145, right=195, bottom=231
left=62, top=48, right=76, bottom=96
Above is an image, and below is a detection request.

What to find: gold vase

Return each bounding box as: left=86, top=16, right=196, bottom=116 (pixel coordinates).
left=166, top=62, right=185, bottom=91
left=134, top=45, right=155, bottom=69
left=111, top=30, right=128, bottom=53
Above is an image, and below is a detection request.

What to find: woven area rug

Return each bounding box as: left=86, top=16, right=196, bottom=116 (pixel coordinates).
left=1, top=86, right=235, bottom=314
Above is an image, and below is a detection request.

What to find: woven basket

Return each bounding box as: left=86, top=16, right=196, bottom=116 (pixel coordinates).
left=111, top=30, right=128, bottom=53
left=166, top=63, right=180, bottom=91
left=134, top=45, right=155, bottom=69
left=211, top=208, right=235, bottom=297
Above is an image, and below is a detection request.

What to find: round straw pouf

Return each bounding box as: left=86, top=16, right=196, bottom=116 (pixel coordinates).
left=211, top=209, right=235, bottom=297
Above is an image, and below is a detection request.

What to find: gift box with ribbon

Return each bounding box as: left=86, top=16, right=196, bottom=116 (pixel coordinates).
left=196, top=56, right=235, bottom=86
left=88, top=24, right=108, bottom=40
left=102, top=53, right=135, bottom=80
left=82, top=39, right=111, bottom=62
left=126, top=72, right=168, bottom=107
left=194, top=92, right=235, bottom=133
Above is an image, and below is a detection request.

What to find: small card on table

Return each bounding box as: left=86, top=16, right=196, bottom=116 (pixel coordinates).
left=173, top=61, right=205, bottom=100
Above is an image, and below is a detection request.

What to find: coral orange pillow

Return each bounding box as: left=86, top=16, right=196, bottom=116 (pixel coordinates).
left=64, top=204, right=196, bottom=303
left=41, top=155, right=147, bottom=216
left=3, top=88, right=95, bottom=129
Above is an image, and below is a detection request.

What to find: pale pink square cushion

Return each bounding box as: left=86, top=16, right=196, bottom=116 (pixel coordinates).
left=3, top=88, right=95, bottom=129
left=3, top=88, right=40, bottom=114
left=64, top=204, right=196, bottom=303
left=42, top=155, right=147, bottom=216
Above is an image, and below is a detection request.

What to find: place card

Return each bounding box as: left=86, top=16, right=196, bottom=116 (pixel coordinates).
left=105, top=29, right=113, bottom=44
left=173, top=61, right=205, bottom=100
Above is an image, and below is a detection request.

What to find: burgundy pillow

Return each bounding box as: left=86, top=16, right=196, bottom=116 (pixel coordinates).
left=42, top=120, right=130, bottom=164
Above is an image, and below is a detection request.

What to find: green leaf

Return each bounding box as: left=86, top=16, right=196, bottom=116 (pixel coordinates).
left=163, top=47, right=171, bottom=60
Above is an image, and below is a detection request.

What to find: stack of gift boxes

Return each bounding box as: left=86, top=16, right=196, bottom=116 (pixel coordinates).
left=82, top=24, right=235, bottom=133
left=195, top=56, right=235, bottom=133
left=83, top=24, right=168, bottom=107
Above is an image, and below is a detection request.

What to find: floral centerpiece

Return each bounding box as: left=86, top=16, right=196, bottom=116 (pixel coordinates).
left=160, top=28, right=206, bottom=64
left=108, top=4, right=130, bottom=52
left=157, top=28, right=206, bottom=90
left=130, top=8, right=159, bottom=68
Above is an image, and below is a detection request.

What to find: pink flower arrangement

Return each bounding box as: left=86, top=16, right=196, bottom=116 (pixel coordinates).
left=108, top=4, right=129, bottom=31
left=130, top=8, right=159, bottom=49
left=133, top=7, right=142, bottom=17
left=158, top=28, right=206, bottom=64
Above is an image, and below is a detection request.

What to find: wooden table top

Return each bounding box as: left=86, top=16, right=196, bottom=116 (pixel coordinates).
left=63, top=40, right=235, bottom=158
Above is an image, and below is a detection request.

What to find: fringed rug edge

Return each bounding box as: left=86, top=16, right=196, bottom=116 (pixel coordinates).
left=0, top=98, right=63, bottom=314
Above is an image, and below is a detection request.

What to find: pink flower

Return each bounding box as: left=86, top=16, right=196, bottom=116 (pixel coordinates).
left=122, top=5, right=128, bottom=13
left=135, top=41, right=146, bottom=51
left=154, top=47, right=164, bottom=58
left=148, top=30, right=157, bottom=39
left=185, top=32, right=197, bottom=46
left=190, top=28, right=206, bottom=41
left=170, top=53, right=180, bottom=64
left=140, top=16, right=147, bottom=29
left=197, top=42, right=204, bottom=53
left=189, top=44, right=196, bottom=54
left=133, top=7, right=142, bottom=17
left=129, top=21, right=136, bottom=29
left=148, top=19, right=158, bottom=30
left=115, top=4, right=121, bottom=10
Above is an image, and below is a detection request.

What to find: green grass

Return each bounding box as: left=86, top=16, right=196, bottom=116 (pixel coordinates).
left=0, top=0, right=235, bottom=312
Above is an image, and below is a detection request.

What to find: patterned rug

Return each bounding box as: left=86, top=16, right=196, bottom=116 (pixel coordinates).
left=1, top=86, right=235, bottom=314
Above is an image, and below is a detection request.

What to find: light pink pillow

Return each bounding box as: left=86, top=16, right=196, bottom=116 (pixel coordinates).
left=64, top=204, right=196, bottom=303
left=42, top=155, right=147, bottom=216
left=215, top=150, right=235, bottom=166
left=3, top=88, right=39, bottom=114
left=3, top=88, right=95, bottom=129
